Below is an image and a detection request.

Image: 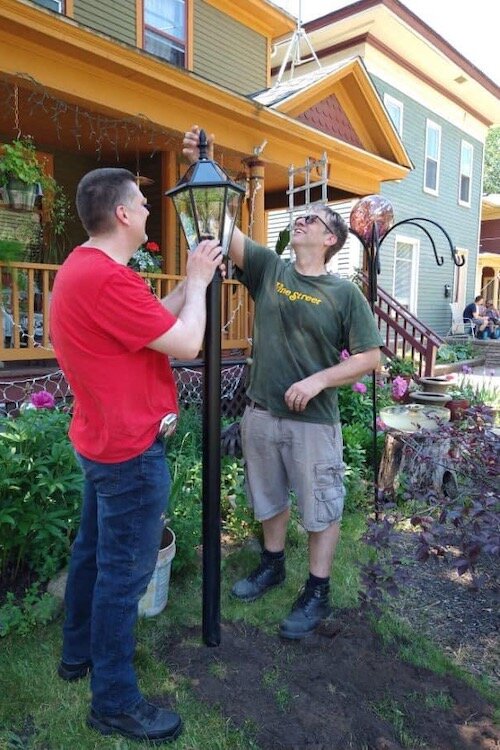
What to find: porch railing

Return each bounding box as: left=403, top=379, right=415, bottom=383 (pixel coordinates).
left=357, top=271, right=443, bottom=377
left=0, top=262, right=252, bottom=362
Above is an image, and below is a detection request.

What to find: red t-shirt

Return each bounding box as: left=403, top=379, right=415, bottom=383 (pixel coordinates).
left=50, top=246, right=178, bottom=462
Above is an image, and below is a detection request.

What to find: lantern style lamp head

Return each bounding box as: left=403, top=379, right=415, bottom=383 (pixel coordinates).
left=165, top=129, right=245, bottom=255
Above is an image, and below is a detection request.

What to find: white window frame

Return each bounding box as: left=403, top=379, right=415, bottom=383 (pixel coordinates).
left=458, top=140, right=473, bottom=207
left=383, top=93, right=403, bottom=136
left=392, top=235, right=420, bottom=314
left=423, top=119, right=441, bottom=196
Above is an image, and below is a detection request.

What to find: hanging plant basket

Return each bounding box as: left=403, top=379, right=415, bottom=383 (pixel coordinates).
left=6, top=178, right=37, bottom=211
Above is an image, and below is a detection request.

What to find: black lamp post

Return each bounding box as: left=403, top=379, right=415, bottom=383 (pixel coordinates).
left=349, top=195, right=465, bottom=519
left=165, top=130, right=245, bottom=646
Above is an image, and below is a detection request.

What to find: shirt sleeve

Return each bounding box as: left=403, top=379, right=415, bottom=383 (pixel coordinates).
left=95, top=268, right=177, bottom=352
left=234, top=238, right=280, bottom=298
left=344, top=283, right=383, bottom=354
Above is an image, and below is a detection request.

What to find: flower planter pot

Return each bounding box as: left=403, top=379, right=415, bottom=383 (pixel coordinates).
left=446, top=398, right=470, bottom=422
left=417, top=376, right=450, bottom=395
left=409, top=391, right=451, bottom=407
left=6, top=178, right=36, bottom=211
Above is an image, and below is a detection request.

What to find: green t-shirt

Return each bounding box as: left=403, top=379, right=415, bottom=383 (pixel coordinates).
left=235, top=238, right=382, bottom=424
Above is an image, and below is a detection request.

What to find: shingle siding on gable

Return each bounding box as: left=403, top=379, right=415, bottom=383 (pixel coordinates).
left=193, top=0, right=267, bottom=95
left=371, top=76, right=483, bottom=336
left=73, top=0, right=136, bottom=46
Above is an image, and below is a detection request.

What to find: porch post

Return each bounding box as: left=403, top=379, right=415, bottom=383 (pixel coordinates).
left=245, top=158, right=266, bottom=245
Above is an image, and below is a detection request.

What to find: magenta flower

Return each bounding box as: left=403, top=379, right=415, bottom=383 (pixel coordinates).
left=391, top=376, right=408, bottom=400
left=340, top=349, right=350, bottom=361
left=30, top=390, right=55, bottom=409
left=376, top=417, right=387, bottom=431
left=352, top=382, right=367, bottom=394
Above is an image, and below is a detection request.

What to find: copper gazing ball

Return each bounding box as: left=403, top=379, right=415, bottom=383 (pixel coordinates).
left=350, top=195, right=394, bottom=246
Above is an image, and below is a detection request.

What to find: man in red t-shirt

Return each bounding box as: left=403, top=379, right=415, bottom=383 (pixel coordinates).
left=50, top=167, right=222, bottom=744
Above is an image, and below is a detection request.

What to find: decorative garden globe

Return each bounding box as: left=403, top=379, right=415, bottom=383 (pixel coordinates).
left=350, top=195, right=394, bottom=247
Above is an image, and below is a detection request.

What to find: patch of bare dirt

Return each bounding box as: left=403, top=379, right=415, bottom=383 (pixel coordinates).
left=158, top=611, right=499, bottom=750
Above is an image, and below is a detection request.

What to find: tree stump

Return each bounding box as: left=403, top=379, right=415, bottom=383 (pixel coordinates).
left=378, top=430, right=456, bottom=498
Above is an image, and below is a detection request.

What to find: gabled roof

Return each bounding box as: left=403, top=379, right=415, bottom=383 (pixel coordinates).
left=252, top=57, right=412, bottom=169
left=273, top=0, right=500, bottom=127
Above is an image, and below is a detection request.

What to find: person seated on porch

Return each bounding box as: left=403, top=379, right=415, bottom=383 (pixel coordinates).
left=463, top=295, right=489, bottom=336
left=484, top=301, right=500, bottom=338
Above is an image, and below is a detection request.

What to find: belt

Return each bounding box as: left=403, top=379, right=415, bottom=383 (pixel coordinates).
left=247, top=399, right=267, bottom=411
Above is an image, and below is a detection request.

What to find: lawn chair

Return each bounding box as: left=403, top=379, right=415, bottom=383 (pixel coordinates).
left=448, top=302, right=475, bottom=337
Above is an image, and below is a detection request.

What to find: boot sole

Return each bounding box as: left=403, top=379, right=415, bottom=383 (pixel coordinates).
left=279, top=613, right=334, bottom=640
left=87, top=715, right=183, bottom=744
left=230, top=578, right=285, bottom=602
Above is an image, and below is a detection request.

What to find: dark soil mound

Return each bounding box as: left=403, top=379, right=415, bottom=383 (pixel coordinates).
left=159, top=610, right=499, bottom=750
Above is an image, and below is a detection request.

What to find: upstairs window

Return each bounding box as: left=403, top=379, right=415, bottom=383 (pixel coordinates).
left=33, top=0, right=63, bottom=11
left=144, top=0, right=186, bottom=68
left=384, top=94, right=403, bottom=136
left=423, top=119, right=441, bottom=195
left=458, top=140, right=473, bottom=207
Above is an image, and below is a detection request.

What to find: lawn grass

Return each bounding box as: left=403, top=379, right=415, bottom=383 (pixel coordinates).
left=0, top=508, right=498, bottom=748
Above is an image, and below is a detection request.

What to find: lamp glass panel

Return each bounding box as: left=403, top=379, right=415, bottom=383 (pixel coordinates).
left=221, top=186, right=243, bottom=253
left=172, top=192, right=199, bottom=251
left=192, top=186, right=225, bottom=243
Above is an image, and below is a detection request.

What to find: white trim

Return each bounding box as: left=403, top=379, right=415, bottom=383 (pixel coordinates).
left=392, top=234, right=420, bottom=314
left=458, top=140, right=473, bottom=207
left=383, top=93, right=403, bottom=137
left=423, top=119, right=441, bottom=196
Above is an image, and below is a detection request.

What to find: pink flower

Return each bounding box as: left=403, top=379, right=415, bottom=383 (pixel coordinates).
left=340, top=349, right=350, bottom=360
left=30, top=390, right=55, bottom=409
left=352, top=382, right=367, bottom=394
left=391, top=376, right=408, bottom=400
left=376, top=417, right=387, bottom=431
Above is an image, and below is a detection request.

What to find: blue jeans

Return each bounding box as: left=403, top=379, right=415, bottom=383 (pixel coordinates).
left=61, top=437, right=170, bottom=714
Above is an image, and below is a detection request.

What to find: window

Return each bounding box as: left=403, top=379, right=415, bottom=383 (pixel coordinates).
left=33, top=0, right=62, bottom=11
left=144, top=0, right=186, bottom=68
left=423, top=120, right=441, bottom=195
left=384, top=94, right=403, bottom=136
left=392, top=236, right=419, bottom=313
left=458, top=141, right=473, bottom=206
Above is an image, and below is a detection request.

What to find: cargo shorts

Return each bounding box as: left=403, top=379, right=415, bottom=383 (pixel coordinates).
left=240, top=404, right=345, bottom=532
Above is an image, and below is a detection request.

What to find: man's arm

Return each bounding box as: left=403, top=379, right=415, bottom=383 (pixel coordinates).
left=147, top=239, right=222, bottom=359
left=284, top=348, right=381, bottom=412
left=160, top=279, right=187, bottom=315
left=182, top=125, right=246, bottom=269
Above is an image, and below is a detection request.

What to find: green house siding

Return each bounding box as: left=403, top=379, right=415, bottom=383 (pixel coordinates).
left=372, top=76, right=483, bottom=336
left=193, top=0, right=267, bottom=95
left=73, top=0, right=136, bottom=47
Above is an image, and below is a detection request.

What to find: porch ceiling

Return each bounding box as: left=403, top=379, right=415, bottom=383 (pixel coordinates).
left=0, top=0, right=411, bottom=199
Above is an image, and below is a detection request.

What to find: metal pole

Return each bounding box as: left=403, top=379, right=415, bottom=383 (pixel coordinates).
left=368, top=225, right=381, bottom=520
left=202, top=271, right=221, bottom=646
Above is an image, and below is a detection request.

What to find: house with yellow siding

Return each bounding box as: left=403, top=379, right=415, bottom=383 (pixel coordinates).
left=0, top=0, right=412, bottom=367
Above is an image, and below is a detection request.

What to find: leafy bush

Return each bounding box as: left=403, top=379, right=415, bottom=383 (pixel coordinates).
left=0, top=409, right=82, bottom=581
left=436, top=342, right=474, bottom=363
left=0, top=584, right=59, bottom=637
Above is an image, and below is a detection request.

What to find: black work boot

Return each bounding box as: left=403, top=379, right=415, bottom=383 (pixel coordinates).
left=87, top=698, right=182, bottom=743
left=279, top=580, right=333, bottom=640
left=58, top=659, right=92, bottom=682
left=231, top=551, right=285, bottom=602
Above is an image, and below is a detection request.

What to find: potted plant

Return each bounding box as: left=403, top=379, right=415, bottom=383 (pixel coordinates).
left=386, top=355, right=416, bottom=381
left=0, top=136, right=45, bottom=211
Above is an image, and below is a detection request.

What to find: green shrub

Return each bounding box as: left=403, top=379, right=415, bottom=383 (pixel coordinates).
left=0, top=409, right=82, bottom=581
left=436, top=342, right=474, bottom=363
left=0, top=583, right=59, bottom=637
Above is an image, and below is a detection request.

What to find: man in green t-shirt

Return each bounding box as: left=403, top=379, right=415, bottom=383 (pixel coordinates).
left=183, top=127, right=381, bottom=639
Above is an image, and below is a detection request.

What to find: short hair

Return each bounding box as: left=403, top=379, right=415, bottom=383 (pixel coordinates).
left=474, top=295, right=484, bottom=303
left=76, top=168, right=137, bottom=235
left=320, top=207, right=349, bottom=264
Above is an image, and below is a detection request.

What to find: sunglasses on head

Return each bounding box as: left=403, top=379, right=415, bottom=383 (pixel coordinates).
left=293, top=214, right=332, bottom=234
